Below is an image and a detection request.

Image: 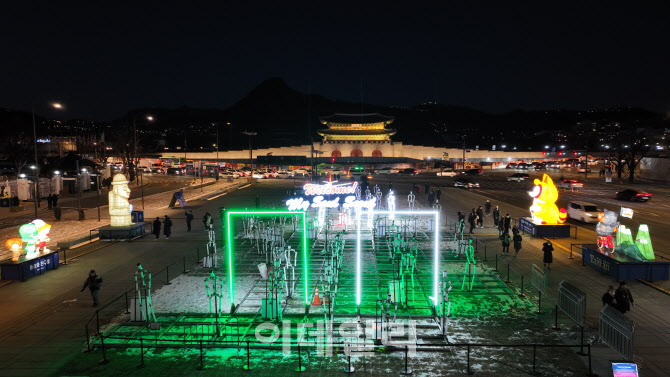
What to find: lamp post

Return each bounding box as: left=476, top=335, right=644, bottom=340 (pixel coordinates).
left=133, top=115, right=153, bottom=209
left=32, top=103, right=64, bottom=218
left=242, top=131, right=257, bottom=168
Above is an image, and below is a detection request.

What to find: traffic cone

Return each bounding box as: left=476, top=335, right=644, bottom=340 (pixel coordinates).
left=311, top=287, right=322, bottom=305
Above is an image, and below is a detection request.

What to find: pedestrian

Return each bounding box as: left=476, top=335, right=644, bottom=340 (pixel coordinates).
left=493, top=206, right=500, bottom=227
left=412, top=183, right=417, bottom=193
left=428, top=191, right=435, bottom=207
left=424, top=182, right=430, bottom=195
left=512, top=227, right=523, bottom=256
left=614, top=282, right=635, bottom=313
left=542, top=240, right=554, bottom=269
left=163, top=215, right=172, bottom=239
left=485, top=200, right=491, bottom=216
left=501, top=232, right=511, bottom=256
left=152, top=217, right=161, bottom=239
left=476, top=206, right=484, bottom=228
left=436, top=188, right=442, bottom=202
left=255, top=195, right=260, bottom=209
left=81, top=270, right=103, bottom=307
left=602, top=285, right=617, bottom=307
left=47, top=194, right=53, bottom=210
left=468, top=208, right=477, bottom=234
left=203, top=212, right=213, bottom=230
left=54, top=205, right=62, bottom=221
left=504, top=214, right=511, bottom=234
left=52, top=194, right=58, bottom=208
left=457, top=210, right=465, bottom=223
left=498, top=219, right=505, bottom=239
left=185, top=210, right=194, bottom=232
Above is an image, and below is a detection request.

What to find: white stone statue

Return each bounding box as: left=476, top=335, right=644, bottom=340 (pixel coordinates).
left=109, top=173, right=132, bottom=226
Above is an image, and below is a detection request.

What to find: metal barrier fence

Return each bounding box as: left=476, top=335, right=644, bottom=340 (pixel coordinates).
left=531, top=264, right=547, bottom=313
left=599, top=304, right=635, bottom=360
left=557, top=280, right=586, bottom=327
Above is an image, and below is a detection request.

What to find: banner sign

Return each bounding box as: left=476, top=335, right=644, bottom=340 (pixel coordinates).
left=303, top=182, right=357, bottom=196
left=620, top=207, right=634, bottom=219
left=612, top=363, right=638, bottom=377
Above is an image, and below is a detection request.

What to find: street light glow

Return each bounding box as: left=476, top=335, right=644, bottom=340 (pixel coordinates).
left=146, top=116, right=154, bottom=121
left=52, top=103, right=63, bottom=109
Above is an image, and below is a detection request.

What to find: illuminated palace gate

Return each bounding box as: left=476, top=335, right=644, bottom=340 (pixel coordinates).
left=97, top=208, right=516, bottom=354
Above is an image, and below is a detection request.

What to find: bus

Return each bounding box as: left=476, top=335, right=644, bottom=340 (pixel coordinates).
left=159, top=157, right=187, bottom=167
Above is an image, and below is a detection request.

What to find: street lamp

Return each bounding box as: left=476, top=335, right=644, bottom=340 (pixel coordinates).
left=32, top=102, right=64, bottom=218
left=242, top=131, right=257, bottom=168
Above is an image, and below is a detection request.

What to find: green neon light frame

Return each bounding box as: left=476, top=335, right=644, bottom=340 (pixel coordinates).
left=225, top=210, right=309, bottom=308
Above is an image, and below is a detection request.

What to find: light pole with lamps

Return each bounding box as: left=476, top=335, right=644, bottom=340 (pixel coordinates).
left=242, top=131, right=257, bottom=168
left=32, top=103, right=64, bottom=218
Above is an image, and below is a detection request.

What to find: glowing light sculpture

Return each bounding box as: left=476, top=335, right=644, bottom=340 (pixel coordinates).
left=635, top=224, right=654, bottom=260
left=19, top=223, right=39, bottom=258
left=6, top=238, right=22, bottom=261
left=109, top=174, right=132, bottom=226
left=528, top=174, right=567, bottom=224
left=226, top=210, right=309, bottom=312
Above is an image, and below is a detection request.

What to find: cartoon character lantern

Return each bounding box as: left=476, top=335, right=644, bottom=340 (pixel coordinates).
left=19, top=223, right=39, bottom=257
left=109, top=174, right=132, bottom=226
left=5, top=238, right=22, bottom=261
left=31, top=219, right=51, bottom=253
left=528, top=174, right=567, bottom=224
left=596, top=210, right=619, bottom=252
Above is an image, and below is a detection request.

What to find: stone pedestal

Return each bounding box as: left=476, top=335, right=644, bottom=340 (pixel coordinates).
left=99, top=223, right=145, bottom=241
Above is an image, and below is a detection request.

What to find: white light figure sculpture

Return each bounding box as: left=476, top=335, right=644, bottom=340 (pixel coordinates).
left=109, top=174, right=132, bottom=226
left=204, top=227, right=217, bottom=268
left=387, top=190, right=396, bottom=220
left=408, top=191, right=416, bottom=212
left=355, top=184, right=361, bottom=200
left=374, top=185, right=382, bottom=209
left=134, top=264, right=157, bottom=322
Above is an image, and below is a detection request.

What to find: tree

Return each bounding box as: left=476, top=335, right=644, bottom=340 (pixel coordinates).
left=1, top=132, right=34, bottom=176
left=623, top=129, right=652, bottom=183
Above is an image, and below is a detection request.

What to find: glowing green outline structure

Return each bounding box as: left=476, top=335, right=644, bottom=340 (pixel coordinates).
left=359, top=210, right=440, bottom=310
left=225, top=210, right=309, bottom=309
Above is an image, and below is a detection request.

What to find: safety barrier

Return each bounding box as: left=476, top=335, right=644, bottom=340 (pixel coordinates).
left=496, top=255, right=527, bottom=297
left=556, top=280, right=586, bottom=327
left=599, top=304, right=635, bottom=360
left=531, top=264, right=547, bottom=313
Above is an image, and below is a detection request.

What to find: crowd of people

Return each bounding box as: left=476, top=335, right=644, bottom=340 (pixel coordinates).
left=150, top=211, right=211, bottom=239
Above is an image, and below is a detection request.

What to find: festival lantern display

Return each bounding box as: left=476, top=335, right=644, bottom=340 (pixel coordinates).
left=18, top=222, right=39, bottom=258
left=5, top=238, right=22, bottom=261
left=528, top=174, right=567, bottom=224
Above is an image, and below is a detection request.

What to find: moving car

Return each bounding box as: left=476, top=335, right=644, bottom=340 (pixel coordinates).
left=454, top=178, right=479, bottom=189
left=577, top=165, right=591, bottom=173
left=616, top=189, right=652, bottom=202
left=399, top=168, right=419, bottom=175
left=507, top=173, right=530, bottom=182
left=506, top=163, right=518, bottom=169
left=436, top=169, right=458, bottom=177
left=166, top=167, right=183, bottom=175
left=567, top=201, right=600, bottom=223
left=463, top=168, right=482, bottom=175
left=517, top=163, right=530, bottom=170
left=558, top=179, right=584, bottom=190
left=532, top=163, right=546, bottom=170
left=376, top=167, right=399, bottom=174
left=546, top=161, right=562, bottom=168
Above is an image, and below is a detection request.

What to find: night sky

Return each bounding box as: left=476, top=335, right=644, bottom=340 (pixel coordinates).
left=3, top=2, right=670, bottom=120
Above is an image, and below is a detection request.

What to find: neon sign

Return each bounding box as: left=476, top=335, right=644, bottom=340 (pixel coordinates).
left=303, top=182, right=358, bottom=196
left=286, top=195, right=376, bottom=211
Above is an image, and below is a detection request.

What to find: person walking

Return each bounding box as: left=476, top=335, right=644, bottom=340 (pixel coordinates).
left=81, top=270, right=103, bottom=307
left=512, top=227, right=523, bottom=256
left=203, top=212, right=213, bottom=231
left=614, top=282, right=635, bottom=313
left=185, top=210, right=194, bottom=232
left=163, top=215, right=173, bottom=239
left=602, top=285, right=617, bottom=307
left=504, top=214, right=511, bottom=234
left=152, top=217, right=161, bottom=239
left=476, top=206, right=484, bottom=228
left=468, top=209, right=477, bottom=234
left=436, top=188, right=442, bottom=202
left=428, top=191, right=435, bottom=207
left=47, top=194, right=53, bottom=210
left=542, top=240, right=554, bottom=269
left=501, top=232, right=511, bottom=256
left=493, top=206, right=500, bottom=227
left=424, top=182, right=430, bottom=195
left=498, top=219, right=505, bottom=239
left=52, top=194, right=58, bottom=208
left=485, top=200, right=491, bottom=216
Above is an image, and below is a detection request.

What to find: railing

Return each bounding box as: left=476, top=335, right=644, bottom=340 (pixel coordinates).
left=555, top=280, right=589, bottom=356
left=531, top=264, right=547, bottom=314
left=599, top=304, right=635, bottom=360
left=495, top=255, right=527, bottom=297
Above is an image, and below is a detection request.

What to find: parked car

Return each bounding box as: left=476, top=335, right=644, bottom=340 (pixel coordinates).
left=376, top=167, right=399, bottom=174
left=399, top=168, right=419, bottom=175
left=507, top=173, right=530, bottom=182
left=567, top=201, right=600, bottom=223
left=558, top=179, right=584, bottom=190
left=166, top=167, right=183, bottom=175
left=546, top=161, right=562, bottom=168
left=463, top=168, right=482, bottom=175
left=577, top=165, right=591, bottom=173
left=454, top=178, right=479, bottom=189
left=533, top=163, right=546, bottom=170
left=276, top=171, right=293, bottom=179
left=506, top=163, right=518, bottom=169
left=436, top=169, right=458, bottom=177
left=616, top=189, right=652, bottom=202
left=294, top=168, right=310, bottom=177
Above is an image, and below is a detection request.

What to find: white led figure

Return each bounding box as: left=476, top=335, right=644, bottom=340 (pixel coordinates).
left=282, top=245, right=297, bottom=297
left=461, top=239, right=476, bottom=291
left=355, top=184, right=361, bottom=200
left=439, top=271, right=452, bottom=337
left=408, top=191, right=416, bottom=212
left=365, top=187, right=372, bottom=201
left=374, top=185, right=382, bottom=209
left=387, top=190, right=396, bottom=220
left=204, top=270, right=224, bottom=315
left=204, top=228, right=217, bottom=268
left=134, top=264, right=157, bottom=322
left=109, top=174, right=132, bottom=227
